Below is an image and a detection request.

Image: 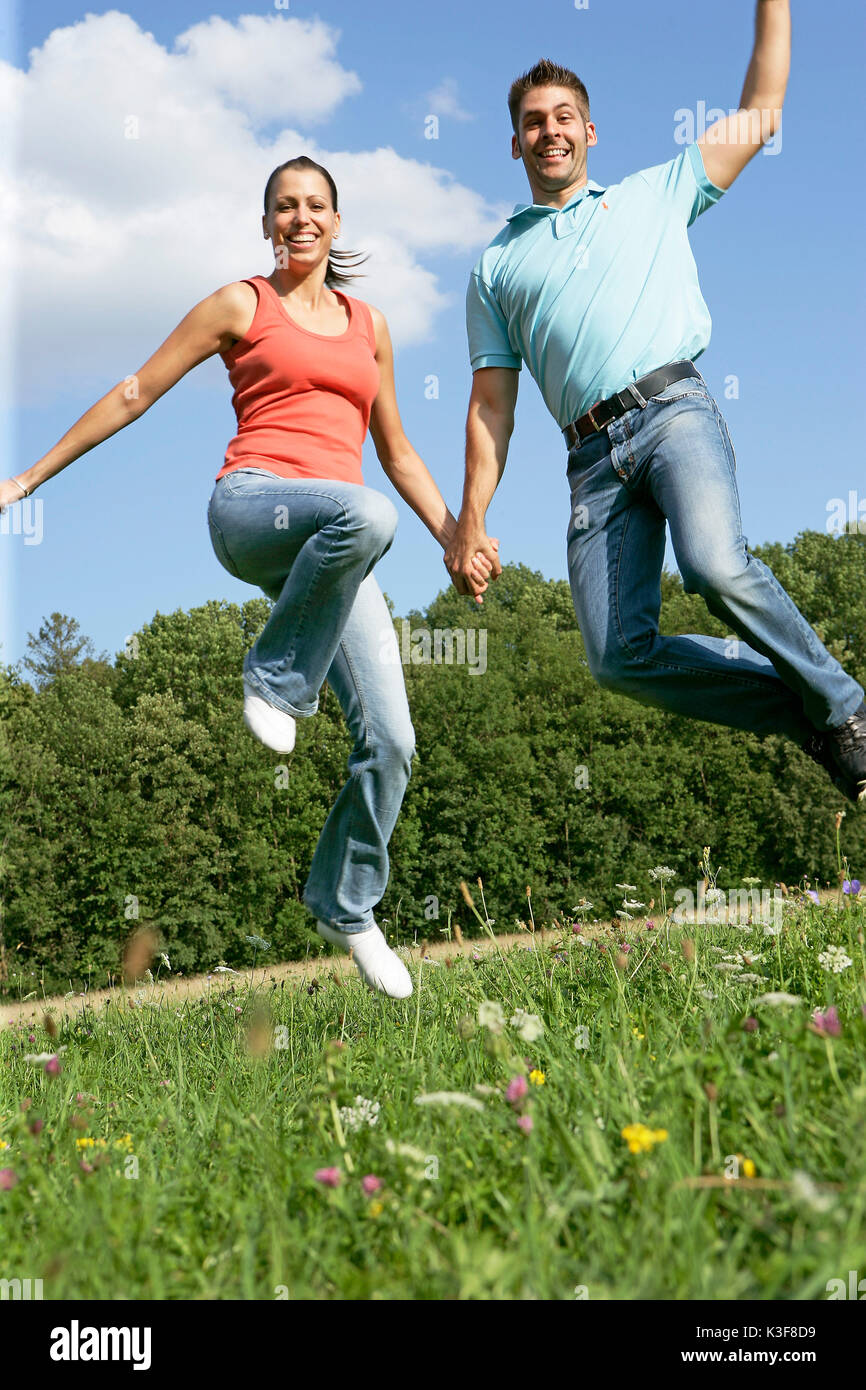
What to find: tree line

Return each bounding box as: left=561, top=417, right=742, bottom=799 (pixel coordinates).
left=1, top=529, right=863, bottom=996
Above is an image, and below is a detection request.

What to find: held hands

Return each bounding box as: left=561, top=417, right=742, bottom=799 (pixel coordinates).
left=444, top=523, right=502, bottom=605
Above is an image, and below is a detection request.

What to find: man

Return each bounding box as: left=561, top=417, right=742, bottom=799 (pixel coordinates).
left=445, top=1, right=866, bottom=803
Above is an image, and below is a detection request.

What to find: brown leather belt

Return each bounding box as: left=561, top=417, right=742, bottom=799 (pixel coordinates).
left=563, top=360, right=698, bottom=449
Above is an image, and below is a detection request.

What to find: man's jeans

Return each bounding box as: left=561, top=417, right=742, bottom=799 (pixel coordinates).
left=565, top=373, right=863, bottom=741
left=207, top=468, right=415, bottom=932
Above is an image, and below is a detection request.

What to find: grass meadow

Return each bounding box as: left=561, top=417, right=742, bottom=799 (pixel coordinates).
left=1, top=867, right=865, bottom=1301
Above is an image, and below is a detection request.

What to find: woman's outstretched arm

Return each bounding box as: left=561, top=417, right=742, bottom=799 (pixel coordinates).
left=0, top=282, right=252, bottom=509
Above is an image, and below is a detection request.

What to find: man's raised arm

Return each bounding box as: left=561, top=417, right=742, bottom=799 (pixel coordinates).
left=698, top=0, right=790, bottom=190
left=444, top=366, right=517, bottom=598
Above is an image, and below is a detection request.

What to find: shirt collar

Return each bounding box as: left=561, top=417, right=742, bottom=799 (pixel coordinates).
left=507, top=179, right=606, bottom=221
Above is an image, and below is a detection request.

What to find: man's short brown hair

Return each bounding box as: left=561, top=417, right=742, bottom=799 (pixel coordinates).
left=508, top=59, right=590, bottom=132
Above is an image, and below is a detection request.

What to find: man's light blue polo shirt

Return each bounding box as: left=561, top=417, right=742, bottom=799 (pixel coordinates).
left=466, top=142, right=725, bottom=428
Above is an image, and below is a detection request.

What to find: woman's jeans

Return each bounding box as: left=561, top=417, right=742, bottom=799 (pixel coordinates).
left=565, top=374, right=864, bottom=741
left=207, top=468, right=415, bottom=933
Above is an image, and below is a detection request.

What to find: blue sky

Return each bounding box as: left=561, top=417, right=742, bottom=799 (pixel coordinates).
left=2, top=0, right=863, bottom=670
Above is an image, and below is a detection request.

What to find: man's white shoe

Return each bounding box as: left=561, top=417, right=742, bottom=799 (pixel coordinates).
left=243, top=678, right=296, bottom=753
left=316, top=921, right=413, bottom=999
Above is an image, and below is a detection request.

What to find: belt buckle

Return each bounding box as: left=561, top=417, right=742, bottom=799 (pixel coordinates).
left=584, top=403, right=601, bottom=433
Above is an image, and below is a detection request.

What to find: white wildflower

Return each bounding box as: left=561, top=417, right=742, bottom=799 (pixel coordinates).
left=648, top=866, right=676, bottom=883
left=755, top=992, right=802, bottom=1007
left=478, top=999, right=505, bottom=1033
left=790, top=1170, right=835, bottom=1213
left=213, top=966, right=238, bottom=975
left=732, top=973, right=765, bottom=984
left=23, top=1047, right=68, bottom=1062
left=622, top=899, right=646, bottom=911
left=338, top=1095, right=380, bottom=1133
left=818, top=945, right=852, bottom=974
left=385, top=1139, right=426, bottom=1163
left=384, top=1138, right=429, bottom=1179
left=510, top=1009, right=544, bottom=1042
left=159, top=953, right=171, bottom=970
left=413, top=1091, right=485, bottom=1112
left=615, top=883, right=637, bottom=892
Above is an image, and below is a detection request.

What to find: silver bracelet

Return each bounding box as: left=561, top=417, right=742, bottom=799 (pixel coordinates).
left=10, top=477, right=29, bottom=497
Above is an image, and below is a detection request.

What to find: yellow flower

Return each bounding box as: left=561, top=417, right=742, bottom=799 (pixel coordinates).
left=621, top=1123, right=668, bottom=1154
left=528, top=1069, right=545, bottom=1086
left=75, top=1137, right=95, bottom=1149
left=0, top=1139, right=9, bottom=1151
left=632, top=1028, right=645, bottom=1040
left=742, top=1157, right=756, bottom=1179
left=113, top=1134, right=134, bottom=1152
left=368, top=1201, right=384, bottom=1218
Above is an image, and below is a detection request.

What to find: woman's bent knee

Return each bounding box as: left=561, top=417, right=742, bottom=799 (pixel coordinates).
left=355, top=490, right=398, bottom=548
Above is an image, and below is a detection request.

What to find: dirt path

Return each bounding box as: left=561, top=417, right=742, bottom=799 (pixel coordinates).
left=0, top=929, right=555, bottom=1028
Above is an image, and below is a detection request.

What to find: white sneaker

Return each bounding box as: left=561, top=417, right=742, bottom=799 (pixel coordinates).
left=243, top=678, right=296, bottom=753
left=316, top=920, right=413, bottom=999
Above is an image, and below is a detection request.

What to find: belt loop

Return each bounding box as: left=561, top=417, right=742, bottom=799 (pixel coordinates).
left=629, top=383, right=648, bottom=409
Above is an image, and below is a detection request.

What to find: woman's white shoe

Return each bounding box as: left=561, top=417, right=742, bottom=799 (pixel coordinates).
left=316, top=921, right=413, bottom=999
left=243, top=678, right=296, bottom=753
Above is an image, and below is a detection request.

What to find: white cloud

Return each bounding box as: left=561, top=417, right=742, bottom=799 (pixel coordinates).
left=424, top=78, right=475, bottom=122
left=0, top=12, right=505, bottom=403
left=175, top=13, right=363, bottom=125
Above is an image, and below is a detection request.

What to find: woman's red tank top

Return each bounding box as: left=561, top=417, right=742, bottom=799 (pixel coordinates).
left=216, top=276, right=380, bottom=485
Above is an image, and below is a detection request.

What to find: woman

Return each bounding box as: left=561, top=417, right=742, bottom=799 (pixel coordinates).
left=0, top=155, right=498, bottom=999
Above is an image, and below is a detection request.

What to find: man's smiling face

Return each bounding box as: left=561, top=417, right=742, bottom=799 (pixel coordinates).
left=512, top=84, right=597, bottom=206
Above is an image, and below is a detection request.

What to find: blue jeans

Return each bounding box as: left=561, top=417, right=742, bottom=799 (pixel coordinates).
left=565, top=373, right=864, bottom=740
left=207, top=468, right=415, bottom=932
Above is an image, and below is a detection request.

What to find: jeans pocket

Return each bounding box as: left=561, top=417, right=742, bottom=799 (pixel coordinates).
left=646, top=376, right=706, bottom=405
left=566, top=425, right=610, bottom=480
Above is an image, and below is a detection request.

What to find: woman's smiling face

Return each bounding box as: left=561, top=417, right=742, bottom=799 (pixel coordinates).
left=263, top=168, right=340, bottom=273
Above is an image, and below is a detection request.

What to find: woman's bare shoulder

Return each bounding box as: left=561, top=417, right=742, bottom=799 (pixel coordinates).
left=212, top=279, right=261, bottom=337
